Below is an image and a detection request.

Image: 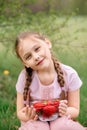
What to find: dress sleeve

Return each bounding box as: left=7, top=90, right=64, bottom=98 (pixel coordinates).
left=67, top=68, right=82, bottom=91
left=16, top=69, right=26, bottom=94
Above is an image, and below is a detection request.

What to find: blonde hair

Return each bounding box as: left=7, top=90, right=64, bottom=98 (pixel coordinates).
left=15, top=31, right=65, bottom=102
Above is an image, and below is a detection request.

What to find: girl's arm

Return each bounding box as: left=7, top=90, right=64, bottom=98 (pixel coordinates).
left=66, top=89, right=80, bottom=118
left=16, top=92, right=38, bottom=122
left=59, top=89, right=80, bottom=119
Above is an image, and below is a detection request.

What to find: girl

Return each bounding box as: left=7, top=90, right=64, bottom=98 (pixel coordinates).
left=15, top=31, right=86, bottom=130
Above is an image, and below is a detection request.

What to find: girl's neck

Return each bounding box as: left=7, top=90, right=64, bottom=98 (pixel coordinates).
left=37, top=62, right=56, bottom=85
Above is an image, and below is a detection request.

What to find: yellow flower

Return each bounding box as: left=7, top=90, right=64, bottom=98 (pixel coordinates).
left=3, top=70, right=10, bottom=75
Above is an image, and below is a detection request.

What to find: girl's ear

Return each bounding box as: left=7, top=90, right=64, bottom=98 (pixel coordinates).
left=45, top=38, right=52, bottom=49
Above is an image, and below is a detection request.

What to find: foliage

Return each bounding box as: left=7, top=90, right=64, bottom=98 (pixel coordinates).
left=0, top=0, right=87, bottom=20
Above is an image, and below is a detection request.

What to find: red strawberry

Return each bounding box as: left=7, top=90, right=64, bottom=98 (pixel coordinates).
left=47, top=100, right=60, bottom=106
left=47, top=101, right=54, bottom=105
left=53, top=101, right=60, bottom=106
left=33, top=102, right=46, bottom=112
left=43, top=105, right=57, bottom=117
left=54, top=100, right=60, bottom=112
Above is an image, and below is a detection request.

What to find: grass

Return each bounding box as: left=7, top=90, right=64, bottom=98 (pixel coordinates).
left=0, top=13, right=87, bottom=129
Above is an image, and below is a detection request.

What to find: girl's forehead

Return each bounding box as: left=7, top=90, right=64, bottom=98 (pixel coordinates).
left=20, top=36, right=45, bottom=47
left=19, top=37, right=45, bottom=51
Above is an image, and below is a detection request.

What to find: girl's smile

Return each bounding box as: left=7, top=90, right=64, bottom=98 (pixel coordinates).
left=36, top=58, right=45, bottom=66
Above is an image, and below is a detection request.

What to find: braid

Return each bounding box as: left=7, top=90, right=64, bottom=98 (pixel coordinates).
left=52, top=55, right=65, bottom=87
left=23, top=67, right=33, bottom=101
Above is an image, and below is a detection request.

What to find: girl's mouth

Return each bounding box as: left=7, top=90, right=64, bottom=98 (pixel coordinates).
left=36, top=58, right=44, bottom=66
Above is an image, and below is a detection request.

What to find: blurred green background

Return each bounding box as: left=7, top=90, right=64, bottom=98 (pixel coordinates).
left=0, top=0, right=87, bottom=129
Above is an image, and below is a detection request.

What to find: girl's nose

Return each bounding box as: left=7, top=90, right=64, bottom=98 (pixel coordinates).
left=33, top=53, right=40, bottom=61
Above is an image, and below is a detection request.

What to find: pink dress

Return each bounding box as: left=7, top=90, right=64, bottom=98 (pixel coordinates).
left=16, top=64, right=86, bottom=130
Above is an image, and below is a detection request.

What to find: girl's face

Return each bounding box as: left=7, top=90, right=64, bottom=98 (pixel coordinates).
left=18, top=37, right=52, bottom=71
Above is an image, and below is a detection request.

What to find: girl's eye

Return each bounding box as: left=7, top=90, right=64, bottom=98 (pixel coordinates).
left=35, top=47, right=40, bottom=52
left=25, top=55, right=31, bottom=60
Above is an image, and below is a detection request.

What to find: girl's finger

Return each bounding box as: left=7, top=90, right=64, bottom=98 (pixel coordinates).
left=59, top=103, right=67, bottom=110
left=27, top=107, right=32, bottom=118
left=59, top=103, right=68, bottom=116
left=60, top=100, right=68, bottom=105
left=25, top=105, right=29, bottom=116
left=34, top=114, right=38, bottom=121
left=29, top=108, right=36, bottom=119
left=59, top=109, right=66, bottom=115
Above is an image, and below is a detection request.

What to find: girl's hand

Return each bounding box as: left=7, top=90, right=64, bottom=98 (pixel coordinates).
left=19, top=105, right=38, bottom=122
left=59, top=100, right=68, bottom=117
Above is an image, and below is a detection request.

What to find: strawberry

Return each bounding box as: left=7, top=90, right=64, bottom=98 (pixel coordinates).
left=33, top=102, right=46, bottom=112
left=43, top=105, right=57, bottom=117
left=47, top=101, right=54, bottom=105
left=47, top=100, right=60, bottom=107
left=53, top=101, right=60, bottom=107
